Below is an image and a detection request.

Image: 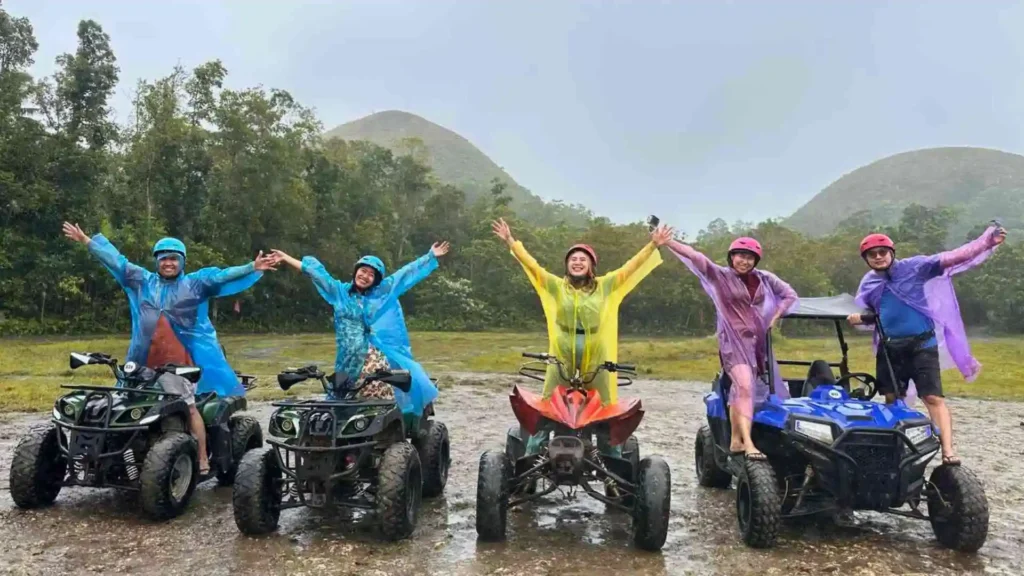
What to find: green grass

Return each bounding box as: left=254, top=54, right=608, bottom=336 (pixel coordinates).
left=2, top=332, right=1022, bottom=412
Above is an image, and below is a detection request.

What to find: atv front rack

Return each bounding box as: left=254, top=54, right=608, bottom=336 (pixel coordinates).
left=267, top=398, right=397, bottom=510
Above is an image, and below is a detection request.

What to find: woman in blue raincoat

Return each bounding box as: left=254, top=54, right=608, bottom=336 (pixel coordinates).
left=63, top=222, right=277, bottom=475
left=271, top=242, right=449, bottom=424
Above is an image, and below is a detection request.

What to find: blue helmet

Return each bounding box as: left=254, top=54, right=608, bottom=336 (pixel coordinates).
left=152, top=237, right=187, bottom=259
left=354, top=255, right=385, bottom=286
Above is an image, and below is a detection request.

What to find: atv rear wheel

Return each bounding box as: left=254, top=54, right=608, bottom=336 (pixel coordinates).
left=377, top=442, right=423, bottom=541
left=476, top=450, right=510, bottom=541
left=140, top=432, right=198, bottom=520
left=416, top=420, right=450, bottom=498
left=10, top=425, right=66, bottom=509
left=695, top=425, right=731, bottom=488
left=736, top=458, right=781, bottom=548
left=232, top=446, right=283, bottom=535
left=927, top=464, right=989, bottom=552
left=632, top=455, right=670, bottom=551
left=218, top=414, right=264, bottom=486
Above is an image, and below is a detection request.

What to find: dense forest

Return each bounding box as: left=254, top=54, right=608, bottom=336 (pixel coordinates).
left=2, top=10, right=1021, bottom=337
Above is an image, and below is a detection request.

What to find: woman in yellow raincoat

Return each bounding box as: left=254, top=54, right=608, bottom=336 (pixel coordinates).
left=492, top=218, right=674, bottom=457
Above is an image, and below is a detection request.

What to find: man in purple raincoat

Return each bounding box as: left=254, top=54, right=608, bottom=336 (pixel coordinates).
left=848, top=225, right=1006, bottom=466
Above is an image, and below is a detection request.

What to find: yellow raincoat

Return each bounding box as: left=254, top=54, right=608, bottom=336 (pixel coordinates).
left=511, top=241, right=663, bottom=405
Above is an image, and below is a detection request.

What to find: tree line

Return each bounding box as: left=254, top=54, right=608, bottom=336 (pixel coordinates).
left=1, top=10, right=1020, bottom=337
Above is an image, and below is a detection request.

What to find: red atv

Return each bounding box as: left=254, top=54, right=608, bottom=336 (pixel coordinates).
left=475, top=352, right=671, bottom=551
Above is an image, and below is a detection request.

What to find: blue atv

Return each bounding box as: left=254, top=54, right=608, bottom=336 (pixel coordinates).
left=694, top=294, right=989, bottom=551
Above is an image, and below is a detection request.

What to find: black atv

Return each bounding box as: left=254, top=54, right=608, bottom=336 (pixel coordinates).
left=232, top=365, right=449, bottom=541
left=9, top=352, right=263, bottom=520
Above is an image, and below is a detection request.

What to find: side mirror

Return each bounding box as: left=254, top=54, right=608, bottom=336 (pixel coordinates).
left=377, top=370, right=413, bottom=393
left=69, top=352, right=105, bottom=370
left=174, top=366, right=203, bottom=384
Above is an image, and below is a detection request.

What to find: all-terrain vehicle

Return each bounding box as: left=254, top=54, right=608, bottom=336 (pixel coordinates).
left=10, top=352, right=263, bottom=520
left=695, top=294, right=989, bottom=551
left=476, top=352, right=671, bottom=551
left=232, top=364, right=450, bottom=541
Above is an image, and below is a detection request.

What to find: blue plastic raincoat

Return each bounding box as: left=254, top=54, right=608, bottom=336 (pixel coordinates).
left=88, top=234, right=264, bottom=397
left=300, top=250, right=440, bottom=415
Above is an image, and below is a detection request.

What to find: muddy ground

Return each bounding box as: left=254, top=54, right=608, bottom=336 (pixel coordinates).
left=1, top=376, right=1022, bottom=576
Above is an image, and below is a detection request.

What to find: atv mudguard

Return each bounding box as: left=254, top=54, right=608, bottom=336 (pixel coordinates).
left=509, top=384, right=643, bottom=447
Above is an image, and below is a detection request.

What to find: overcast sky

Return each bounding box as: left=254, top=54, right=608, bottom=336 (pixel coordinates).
left=10, top=0, right=1024, bottom=235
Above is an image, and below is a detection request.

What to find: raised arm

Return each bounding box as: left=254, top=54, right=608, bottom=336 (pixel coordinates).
left=64, top=222, right=148, bottom=288
left=493, top=218, right=558, bottom=293
left=299, top=255, right=343, bottom=304
left=195, top=251, right=276, bottom=297
left=382, top=242, right=448, bottom=300
left=606, top=224, right=673, bottom=293
left=665, top=239, right=721, bottom=277
left=938, top=225, right=1004, bottom=272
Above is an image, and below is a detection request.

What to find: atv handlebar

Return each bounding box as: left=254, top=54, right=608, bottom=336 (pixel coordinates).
left=276, top=365, right=413, bottom=395
left=518, top=352, right=637, bottom=387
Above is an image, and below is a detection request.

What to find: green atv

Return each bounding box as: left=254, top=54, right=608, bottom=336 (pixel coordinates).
left=9, top=352, right=263, bottom=520
left=232, top=365, right=450, bottom=541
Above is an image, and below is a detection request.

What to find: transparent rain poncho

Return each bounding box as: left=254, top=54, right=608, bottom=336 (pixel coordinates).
left=300, top=251, right=440, bottom=416
left=510, top=241, right=663, bottom=405
left=666, top=241, right=799, bottom=419
left=855, top=226, right=1001, bottom=395
left=88, top=234, right=264, bottom=397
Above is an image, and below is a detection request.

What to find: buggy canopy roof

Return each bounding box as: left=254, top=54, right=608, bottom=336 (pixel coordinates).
left=784, top=294, right=870, bottom=320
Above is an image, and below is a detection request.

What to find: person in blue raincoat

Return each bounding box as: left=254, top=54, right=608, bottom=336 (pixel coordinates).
left=270, top=242, right=449, bottom=425
left=63, top=222, right=277, bottom=475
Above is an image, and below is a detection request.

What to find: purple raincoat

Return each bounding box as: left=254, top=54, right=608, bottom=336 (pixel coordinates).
left=667, top=241, right=799, bottom=418
left=855, top=227, right=1000, bottom=387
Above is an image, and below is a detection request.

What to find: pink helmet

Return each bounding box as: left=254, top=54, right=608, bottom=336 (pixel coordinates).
left=728, top=237, right=762, bottom=265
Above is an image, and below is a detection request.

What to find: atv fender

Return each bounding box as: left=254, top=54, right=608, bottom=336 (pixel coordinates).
left=509, top=385, right=643, bottom=446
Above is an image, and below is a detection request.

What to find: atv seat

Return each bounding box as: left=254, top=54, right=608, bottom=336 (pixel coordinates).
left=800, top=360, right=837, bottom=397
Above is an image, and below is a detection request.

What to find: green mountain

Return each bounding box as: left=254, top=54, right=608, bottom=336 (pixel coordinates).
left=324, top=110, right=588, bottom=224
left=786, top=146, right=1024, bottom=238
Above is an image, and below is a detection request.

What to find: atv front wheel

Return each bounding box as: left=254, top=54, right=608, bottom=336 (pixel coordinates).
left=140, top=432, right=198, bottom=520
left=218, top=414, right=264, bottom=486
left=10, top=425, right=66, bottom=509
left=232, top=446, right=283, bottom=535
left=476, top=450, right=510, bottom=541
left=632, top=455, right=671, bottom=551
left=927, top=464, right=989, bottom=552
left=736, top=458, right=781, bottom=548
left=695, top=425, right=732, bottom=488
left=377, top=442, right=423, bottom=541
left=416, top=420, right=450, bottom=498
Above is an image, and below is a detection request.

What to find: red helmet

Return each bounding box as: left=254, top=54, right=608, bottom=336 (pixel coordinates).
left=728, top=237, right=762, bottom=264
left=565, top=243, right=597, bottom=266
left=859, top=233, right=894, bottom=256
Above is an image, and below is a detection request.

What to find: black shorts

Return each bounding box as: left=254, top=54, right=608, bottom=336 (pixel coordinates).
left=875, top=345, right=942, bottom=398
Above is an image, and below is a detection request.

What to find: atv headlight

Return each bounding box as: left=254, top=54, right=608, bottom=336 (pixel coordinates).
left=904, top=424, right=933, bottom=445
left=793, top=419, right=834, bottom=444
left=350, top=417, right=369, bottom=432
left=139, top=412, right=161, bottom=425
left=280, top=418, right=294, bottom=433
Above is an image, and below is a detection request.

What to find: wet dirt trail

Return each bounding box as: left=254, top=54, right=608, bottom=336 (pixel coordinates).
left=1, top=377, right=1023, bottom=576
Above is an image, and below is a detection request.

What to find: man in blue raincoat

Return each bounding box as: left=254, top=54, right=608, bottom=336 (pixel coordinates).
left=63, top=222, right=277, bottom=475
left=270, top=242, right=449, bottom=428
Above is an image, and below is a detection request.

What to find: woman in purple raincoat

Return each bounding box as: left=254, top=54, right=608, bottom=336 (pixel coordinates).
left=667, top=236, right=799, bottom=460
left=848, top=225, right=1006, bottom=466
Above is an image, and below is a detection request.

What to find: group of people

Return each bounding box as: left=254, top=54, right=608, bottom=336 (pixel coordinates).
left=62, top=214, right=1006, bottom=474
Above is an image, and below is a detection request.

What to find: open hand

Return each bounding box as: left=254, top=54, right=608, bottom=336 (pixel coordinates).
left=992, top=226, right=1007, bottom=246
left=62, top=222, right=90, bottom=244
left=491, top=218, right=514, bottom=246
left=254, top=251, right=279, bottom=272
left=651, top=224, right=675, bottom=247
left=431, top=241, right=451, bottom=257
